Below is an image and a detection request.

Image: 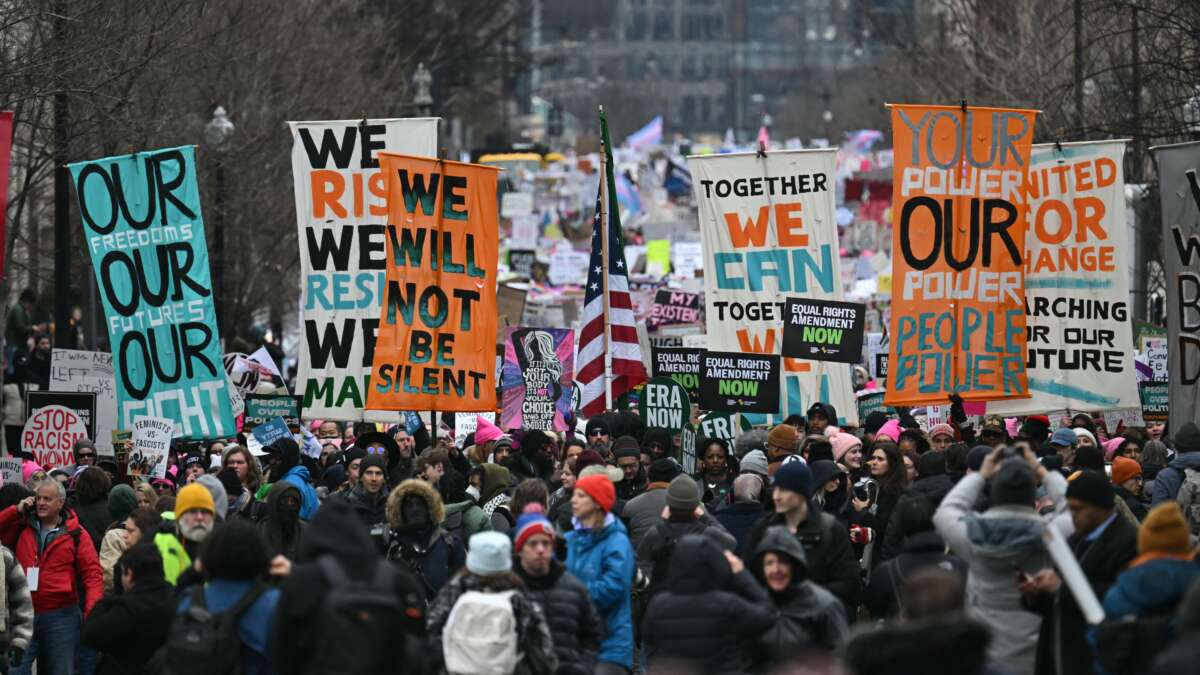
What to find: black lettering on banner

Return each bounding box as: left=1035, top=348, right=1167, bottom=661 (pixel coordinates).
left=698, top=350, right=780, bottom=414
left=24, top=391, right=98, bottom=442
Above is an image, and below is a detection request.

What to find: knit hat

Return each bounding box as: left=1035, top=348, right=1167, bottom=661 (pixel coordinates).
left=183, top=451, right=206, bottom=468
left=175, top=483, right=216, bottom=516
left=574, top=474, right=616, bottom=513
left=916, top=451, right=946, bottom=477
left=21, top=460, right=43, bottom=483
left=474, top=416, right=503, bottom=444
left=928, top=423, right=955, bottom=441
left=829, top=432, right=862, bottom=463
left=1110, top=457, right=1142, bottom=486
left=513, top=506, right=556, bottom=551
left=612, top=436, right=641, bottom=459
left=1050, top=428, right=1078, bottom=448
left=666, top=475, right=700, bottom=512
left=584, top=417, right=610, bottom=437
left=990, top=461, right=1036, bottom=507
left=772, top=461, right=813, bottom=499
left=1075, top=446, right=1105, bottom=472
left=863, top=411, right=889, bottom=435
left=648, top=458, right=682, bottom=483
left=196, top=474, right=229, bottom=520
left=876, top=419, right=902, bottom=443
left=966, top=445, right=992, bottom=472
left=1175, top=422, right=1200, bottom=454
left=808, top=460, right=842, bottom=491
left=1073, top=427, right=1097, bottom=448
left=1138, top=502, right=1192, bottom=557
left=739, top=450, right=769, bottom=477
left=767, top=424, right=798, bottom=452
left=107, top=484, right=138, bottom=522
left=1066, top=470, right=1114, bottom=508
left=1102, top=437, right=1125, bottom=462
left=466, top=531, right=512, bottom=575
left=359, top=454, right=388, bottom=476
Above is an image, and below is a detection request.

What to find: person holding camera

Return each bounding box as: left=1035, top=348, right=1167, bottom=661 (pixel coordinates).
left=933, top=445, right=1069, bottom=675
left=850, top=442, right=909, bottom=569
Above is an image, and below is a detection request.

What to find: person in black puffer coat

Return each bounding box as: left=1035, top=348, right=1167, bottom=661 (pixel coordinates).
left=880, top=451, right=956, bottom=560
left=385, top=479, right=465, bottom=602
left=641, top=534, right=775, bottom=674
left=81, top=543, right=175, bottom=675
left=749, top=525, right=848, bottom=671
left=331, top=454, right=390, bottom=551
left=273, top=499, right=429, bottom=675
left=864, top=494, right=965, bottom=620
left=512, top=507, right=603, bottom=675
left=73, top=467, right=114, bottom=552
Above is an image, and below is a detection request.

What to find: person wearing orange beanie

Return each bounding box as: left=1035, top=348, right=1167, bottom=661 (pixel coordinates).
left=563, top=473, right=635, bottom=672
left=1094, top=503, right=1200, bottom=671
left=1110, top=456, right=1148, bottom=521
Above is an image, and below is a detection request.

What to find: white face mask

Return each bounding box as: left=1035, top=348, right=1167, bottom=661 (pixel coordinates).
left=465, top=485, right=480, bottom=501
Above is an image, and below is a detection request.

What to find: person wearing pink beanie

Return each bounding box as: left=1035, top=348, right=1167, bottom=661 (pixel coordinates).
left=21, top=459, right=43, bottom=485
left=876, top=419, right=902, bottom=443
left=830, top=432, right=863, bottom=469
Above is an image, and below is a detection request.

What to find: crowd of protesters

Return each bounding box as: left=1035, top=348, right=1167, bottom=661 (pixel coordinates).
left=0, top=399, right=1193, bottom=675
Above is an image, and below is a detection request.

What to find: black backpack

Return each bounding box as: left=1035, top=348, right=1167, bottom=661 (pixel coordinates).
left=163, top=583, right=265, bottom=675
left=1094, top=606, right=1176, bottom=675
left=299, top=555, right=426, bottom=675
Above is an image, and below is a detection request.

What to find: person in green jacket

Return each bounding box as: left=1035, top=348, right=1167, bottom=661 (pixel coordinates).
left=154, top=484, right=215, bottom=584
left=439, top=469, right=491, bottom=542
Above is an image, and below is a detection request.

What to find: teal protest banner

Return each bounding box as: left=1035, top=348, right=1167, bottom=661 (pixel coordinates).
left=69, top=146, right=234, bottom=438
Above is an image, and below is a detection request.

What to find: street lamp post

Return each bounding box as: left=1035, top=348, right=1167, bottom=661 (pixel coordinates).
left=413, top=63, right=433, bottom=117
left=205, top=106, right=234, bottom=339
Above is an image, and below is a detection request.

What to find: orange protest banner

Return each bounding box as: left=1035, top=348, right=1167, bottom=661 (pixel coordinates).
left=885, top=104, right=1038, bottom=406
left=365, top=153, right=499, bottom=412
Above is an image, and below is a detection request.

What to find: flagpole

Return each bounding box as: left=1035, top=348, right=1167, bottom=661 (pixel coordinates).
left=599, top=105, right=613, bottom=411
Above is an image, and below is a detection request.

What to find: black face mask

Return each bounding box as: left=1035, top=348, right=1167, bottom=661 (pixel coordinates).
left=278, top=495, right=301, bottom=525
left=402, top=496, right=430, bottom=529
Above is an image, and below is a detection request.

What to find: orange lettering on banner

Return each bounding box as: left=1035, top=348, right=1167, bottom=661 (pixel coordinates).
left=885, top=104, right=1038, bottom=406
left=364, top=154, right=499, bottom=412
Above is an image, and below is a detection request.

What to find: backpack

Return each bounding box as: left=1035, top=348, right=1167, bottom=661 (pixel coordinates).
left=1094, top=605, right=1176, bottom=674
left=1175, top=468, right=1200, bottom=535
left=442, top=589, right=520, bottom=675
left=298, top=556, right=425, bottom=675
left=163, top=583, right=265, bottom=675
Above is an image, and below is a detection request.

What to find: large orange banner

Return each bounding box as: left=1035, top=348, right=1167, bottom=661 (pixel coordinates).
left=885, top=104, right=1038, bottom=406
left=365, top=153, right=499, bottom=412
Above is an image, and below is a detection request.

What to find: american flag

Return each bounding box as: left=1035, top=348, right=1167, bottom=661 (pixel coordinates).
left=577, top=185, right=647, bottom=417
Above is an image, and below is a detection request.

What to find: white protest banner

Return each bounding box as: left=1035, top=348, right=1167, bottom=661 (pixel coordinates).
left=501, top=192, right=534, bottom=218
left=991, top=141, right=1138, bottom=416
left=672, top=241, right=703, bottom=278
left=1144, top=338, right=1167, bottom=383
left=0, top=457, right=20, bottom=486
left=690, top=149, right=857, bottom=424
left=549, top=249, right=589, bottom=286
left=455, top=412, right=495, bottom=443
left=510, top=214, right=540, bottom=249
left=49, top=349, right=117, bottom=455
left=130, top=416, right=174, bottom=479
left=21, top=405, right=87, bottom=468
left=290, top=118, right=437, bottom=422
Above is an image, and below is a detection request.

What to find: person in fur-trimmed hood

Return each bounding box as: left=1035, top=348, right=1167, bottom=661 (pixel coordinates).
left=385, top=479, right=465, bottom=602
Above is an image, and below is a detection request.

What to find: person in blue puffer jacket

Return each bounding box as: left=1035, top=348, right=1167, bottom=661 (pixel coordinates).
left=565, top=473, right=635, bottom=674
left=1090, top=502, right=1200, bottom=675
left=264, top=438, right=319, bottom=520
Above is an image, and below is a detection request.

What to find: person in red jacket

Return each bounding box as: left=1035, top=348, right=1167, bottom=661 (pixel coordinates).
left=0, top=478, right=102, bottom=675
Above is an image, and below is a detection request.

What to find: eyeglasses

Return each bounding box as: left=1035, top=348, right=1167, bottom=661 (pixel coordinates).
left=366, top=446, right=387, bottom=455
left=588, top=430, right=607, bottom=437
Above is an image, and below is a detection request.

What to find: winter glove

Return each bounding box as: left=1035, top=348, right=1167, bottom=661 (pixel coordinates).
left=8, top=646, right=23, bottom=668
left=949, top=393, right=968, bottom=425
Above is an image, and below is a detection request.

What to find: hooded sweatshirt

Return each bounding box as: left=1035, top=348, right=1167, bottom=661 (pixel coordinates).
left=259, top=482, right=306, bottom=561
left=751, top=526, right=848, bottom=659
